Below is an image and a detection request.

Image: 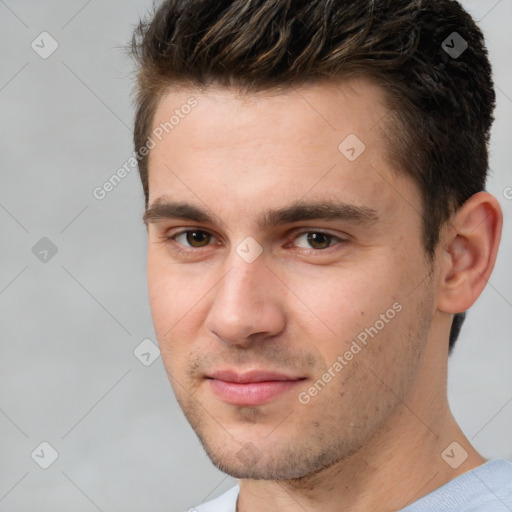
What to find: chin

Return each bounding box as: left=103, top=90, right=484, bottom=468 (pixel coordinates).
left=197, top=434, right=352, bottom=481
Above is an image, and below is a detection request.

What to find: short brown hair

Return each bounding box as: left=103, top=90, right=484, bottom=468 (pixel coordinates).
left=129, top=0, right=496, bottom=352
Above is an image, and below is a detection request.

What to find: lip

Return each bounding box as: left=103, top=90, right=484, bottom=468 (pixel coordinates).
left=208, top=369, right=303, bottom=383
left=206, top=369, right=306, bottom=406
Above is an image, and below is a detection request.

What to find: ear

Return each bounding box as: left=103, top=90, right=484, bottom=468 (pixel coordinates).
left=437, top=191, right=503, bottom=314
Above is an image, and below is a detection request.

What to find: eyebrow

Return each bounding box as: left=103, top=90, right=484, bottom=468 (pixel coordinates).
left=143, top=199, right=379, bottom=228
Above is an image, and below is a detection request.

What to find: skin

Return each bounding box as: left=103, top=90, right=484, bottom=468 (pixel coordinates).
left=143, top=78, right=502, bottom=511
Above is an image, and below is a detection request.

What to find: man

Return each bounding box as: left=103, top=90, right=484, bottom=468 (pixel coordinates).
left=129, top=0, right=511, bottom=510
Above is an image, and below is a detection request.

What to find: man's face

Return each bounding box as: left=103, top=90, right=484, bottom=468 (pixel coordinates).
left=145, top=79, right=437, bottom=479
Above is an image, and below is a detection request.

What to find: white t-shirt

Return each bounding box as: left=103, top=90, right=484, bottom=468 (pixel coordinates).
left=189, top=485, right=239, bottom=512
left=187, top=459, right=512, bottom=512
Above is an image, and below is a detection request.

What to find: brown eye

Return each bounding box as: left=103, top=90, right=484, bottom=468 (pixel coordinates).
left=185, top=230, right=211, bottom=247
left=306, top=232, right=332, bottom=249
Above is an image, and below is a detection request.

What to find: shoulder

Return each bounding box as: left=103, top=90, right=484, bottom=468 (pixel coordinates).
left=401, top=459, right=512, bottom=512
left=470, top=459, right=512, bottom=509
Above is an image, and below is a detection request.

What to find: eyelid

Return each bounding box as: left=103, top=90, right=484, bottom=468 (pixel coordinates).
left=285, top=229, right=349, bottom=251
left=168, top=228, right=221, bottom=248
left=287, top=227, right=350, bottom=241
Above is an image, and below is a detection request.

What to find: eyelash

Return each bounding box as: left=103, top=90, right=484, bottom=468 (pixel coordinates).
left=161, top=229, right=348, bottom=255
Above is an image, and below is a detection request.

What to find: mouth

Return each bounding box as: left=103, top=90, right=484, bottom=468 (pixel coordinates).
left=205, top=369, right=307, bottom=406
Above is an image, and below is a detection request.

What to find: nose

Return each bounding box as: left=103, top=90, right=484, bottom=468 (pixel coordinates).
left=204, top=247, right=287, bottom=347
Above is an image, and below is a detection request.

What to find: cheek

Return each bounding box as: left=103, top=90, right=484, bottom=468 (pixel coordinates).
left=147, top=254, right=198, bottom=339
left=283, top=259, right=418, bottom=385
left=288, top=261, right=402, bottom=337
left=147, top=261, right=200, bottom=379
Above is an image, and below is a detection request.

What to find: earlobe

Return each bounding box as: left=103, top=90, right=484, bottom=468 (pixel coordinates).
left=437, top=192, right=503, bottom=314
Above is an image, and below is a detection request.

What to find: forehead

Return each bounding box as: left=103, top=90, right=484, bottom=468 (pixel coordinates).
left=150, top=77, right=390, bottom=152
left=146, top=78, right=417, bottom=227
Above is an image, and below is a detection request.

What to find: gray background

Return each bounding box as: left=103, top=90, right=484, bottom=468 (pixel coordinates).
left=0, top=1, right=511, bottom=511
